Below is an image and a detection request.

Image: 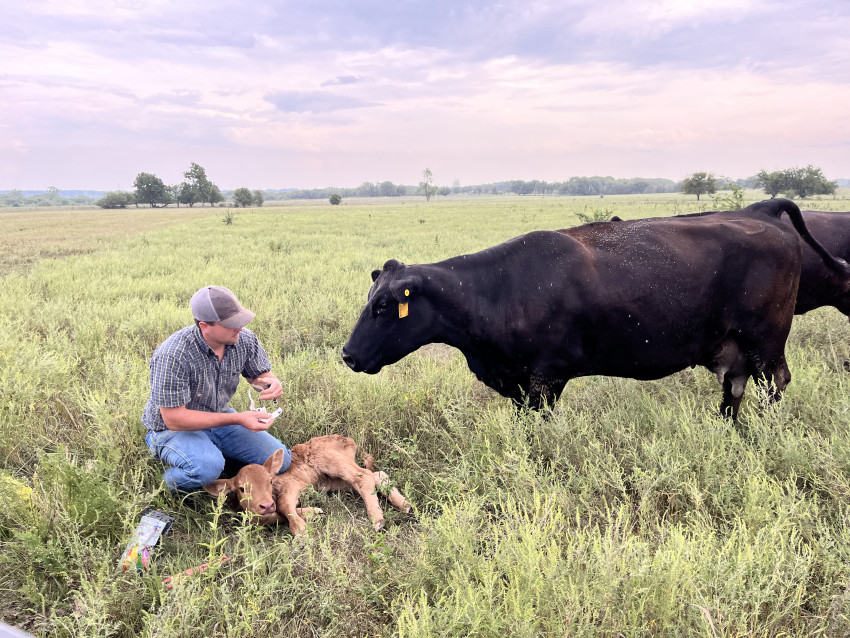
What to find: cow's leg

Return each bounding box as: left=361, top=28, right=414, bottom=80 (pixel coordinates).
left=710, top=338, right=750, bottom=420
left=720, top=374, right=748, bottom=420
left=755, top=355, right=791, bottom=404
left=276, top=478, right=310, bottom=535
left=526, top=374, right=566, bottom=411
left=372, top=470, right=411, bottom=512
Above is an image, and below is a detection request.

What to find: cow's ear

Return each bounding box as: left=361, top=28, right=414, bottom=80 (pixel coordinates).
left=203, top=478, right=233, bottom=497
left=389, top=276, right=421, bottom=303
left=371, top=269, right=381, bottom=282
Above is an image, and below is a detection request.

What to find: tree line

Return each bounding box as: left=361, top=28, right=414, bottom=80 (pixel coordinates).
left=1, top=164, right=842, bottom=209
left=681, top=165, right=837, bottom=202
left=96, top=163, right=228, bottom=209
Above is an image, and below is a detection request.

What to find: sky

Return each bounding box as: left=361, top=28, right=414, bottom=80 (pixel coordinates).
left=2, top=0, right=849, bottom=191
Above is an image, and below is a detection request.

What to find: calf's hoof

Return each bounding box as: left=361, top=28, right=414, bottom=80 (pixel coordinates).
left=287, top=516, right=307, bottom=536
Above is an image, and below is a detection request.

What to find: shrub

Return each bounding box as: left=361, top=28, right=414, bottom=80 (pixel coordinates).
left=94, top=191, right=134, bottom=209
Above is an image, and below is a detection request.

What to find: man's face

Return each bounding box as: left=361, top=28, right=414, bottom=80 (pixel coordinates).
left=200, top=321, right=243, bottom=346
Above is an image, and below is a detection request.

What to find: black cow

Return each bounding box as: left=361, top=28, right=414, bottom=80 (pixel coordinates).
left=610, top=209, right=850, bottom=318
left=342, top=199, right=849, bottom=418
left=796, top=210, right=850, bottom=318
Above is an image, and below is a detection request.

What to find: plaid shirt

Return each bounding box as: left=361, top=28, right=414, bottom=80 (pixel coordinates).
left=142, top=325, right=272, bottom=433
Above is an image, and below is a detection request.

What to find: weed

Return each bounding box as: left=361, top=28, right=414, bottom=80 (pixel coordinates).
left=575, top=205, right=615, bottom=223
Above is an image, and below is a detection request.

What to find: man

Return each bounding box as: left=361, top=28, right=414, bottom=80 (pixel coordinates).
left=142, top=285, right=291, bottom=493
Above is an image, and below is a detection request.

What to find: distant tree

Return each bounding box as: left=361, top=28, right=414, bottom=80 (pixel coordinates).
left=252, top=190, right=264, bottom=207
left=329, top=193, right=341, bottom=205
left=95, top=191, right=134, bottom=209
left=437, top=186, right=451, bottom=196
left=183, top=162, right=210, bottom=205
left=395, top=184, right=408, bottom=196
left=754, top=170, right=788, bottom=198
left=183, top=162, right=224, bottom=206
left=786, top=165, right=837, bottom=199
left=233, top=187, right=254, bottom=208
left=209, top=185, right=225, bottom=206
left=379, top=181, right=396, bottom=197
left=681, top=172, right=717, bottom=201
left=419, top=168, right=435, bottom=202
left=451, top=178, right=461, bottom=194
left=174, top=182, right=197, bottom=207
left=133, top=172, right=171, bottom=207
left=0, top=189, right=25, bottom=207
left=166, top=184, right=181, bottom=207
left=509, top=180, right=529, bottom=195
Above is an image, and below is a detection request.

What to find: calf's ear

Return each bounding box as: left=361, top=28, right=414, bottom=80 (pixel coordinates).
left=371, top=269, right=381, bottom=282
left=264, top=448, right=285, bottom=474
left=203, top=478, right=233, bottom=497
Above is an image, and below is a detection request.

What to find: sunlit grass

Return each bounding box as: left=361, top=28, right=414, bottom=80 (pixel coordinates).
left=0, top=207, right=217, bottom=276
left=1, top=195, right=849, bottom=636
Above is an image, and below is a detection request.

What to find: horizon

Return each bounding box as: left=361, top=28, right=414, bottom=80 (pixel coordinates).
left=3, top=1, right=849, bottom=191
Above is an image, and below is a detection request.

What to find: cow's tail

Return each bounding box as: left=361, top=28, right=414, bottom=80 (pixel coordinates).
left=754, top=198, right=850, bottom=277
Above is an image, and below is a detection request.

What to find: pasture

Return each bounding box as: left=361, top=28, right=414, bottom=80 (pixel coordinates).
left=1, top=193, right=849, bottom=637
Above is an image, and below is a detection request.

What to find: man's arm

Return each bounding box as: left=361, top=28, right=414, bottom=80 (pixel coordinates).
left=160, top=405, right=275, bottom=433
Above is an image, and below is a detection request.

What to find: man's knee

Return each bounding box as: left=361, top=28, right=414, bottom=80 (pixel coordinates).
left=164, top=455, right=226, bottom=493
left=192, top=454, right=226, bottom=487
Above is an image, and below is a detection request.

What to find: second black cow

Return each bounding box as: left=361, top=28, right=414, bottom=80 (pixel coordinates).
left=795, top=210, right=850, bottom=318
left=342, top=199, right=849, bottom=418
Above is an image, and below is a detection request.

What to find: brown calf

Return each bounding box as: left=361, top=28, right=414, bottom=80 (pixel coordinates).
left=204, top=435, right=411, bottom=535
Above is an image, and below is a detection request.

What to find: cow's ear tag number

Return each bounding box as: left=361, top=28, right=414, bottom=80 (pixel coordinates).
left=399, top=289, right=410, bottom=318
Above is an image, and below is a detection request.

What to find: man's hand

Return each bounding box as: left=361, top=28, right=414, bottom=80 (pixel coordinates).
left=249, top=375, right=283, bottom=401
left=238, top=410, right=277, bottom=432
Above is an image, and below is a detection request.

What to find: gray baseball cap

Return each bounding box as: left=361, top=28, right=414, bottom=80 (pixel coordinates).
left=190, top=286, right=256, bottom=329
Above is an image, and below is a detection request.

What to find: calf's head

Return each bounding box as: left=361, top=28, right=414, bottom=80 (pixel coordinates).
left=342, top=259, right=433, bottom=374
left=203, top=449, right=284, bottom=518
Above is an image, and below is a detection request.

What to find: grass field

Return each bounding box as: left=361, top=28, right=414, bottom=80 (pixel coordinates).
left=1, top=193, right=849, bottom=636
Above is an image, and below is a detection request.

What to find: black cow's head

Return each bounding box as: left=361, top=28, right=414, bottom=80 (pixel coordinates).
left=342, top=259, right=434, bottom=374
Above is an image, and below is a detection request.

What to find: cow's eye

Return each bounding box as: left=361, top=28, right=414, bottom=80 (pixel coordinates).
left=375, top=299, right=390, bottom=315
left=239, top=486, right=245, bottom=493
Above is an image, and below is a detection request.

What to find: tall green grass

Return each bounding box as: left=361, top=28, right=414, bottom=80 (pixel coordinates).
left=1, top=195, right=849, bottom=636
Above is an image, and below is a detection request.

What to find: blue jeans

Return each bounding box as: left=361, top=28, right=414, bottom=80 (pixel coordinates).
left=145, top=413, right=291, bottom=493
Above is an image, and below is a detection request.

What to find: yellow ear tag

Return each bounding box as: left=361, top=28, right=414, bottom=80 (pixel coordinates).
left=399, top=289, right=410, bottom=318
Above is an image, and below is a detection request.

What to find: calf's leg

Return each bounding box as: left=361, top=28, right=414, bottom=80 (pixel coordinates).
left=330, top=463, right=387, bottom=531
left=275, top=478, right=310, bottom=535
left=372, top=470, right=411, bottom=512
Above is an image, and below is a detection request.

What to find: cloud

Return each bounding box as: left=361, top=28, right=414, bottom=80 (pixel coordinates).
left=1, top=0, right=849, bottom=189
left=264, top=91, right=380, bottom=114
left=321, top=76, right=363, bottom=87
